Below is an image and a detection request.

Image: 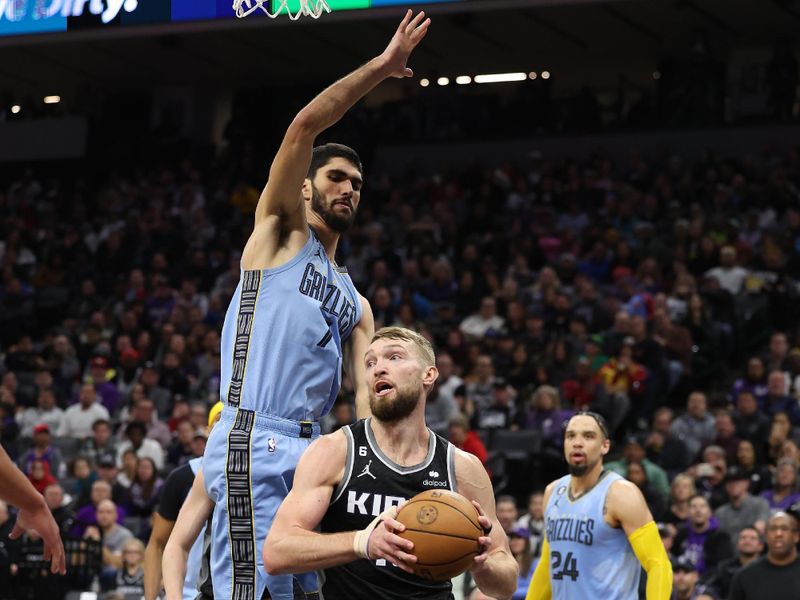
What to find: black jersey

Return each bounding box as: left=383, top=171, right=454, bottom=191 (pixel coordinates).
left=320, top=418, right=457, bottom=600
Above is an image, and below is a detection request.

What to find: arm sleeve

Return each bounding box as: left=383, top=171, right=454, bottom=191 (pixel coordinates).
left=525, top=536, right=552, bottom=600
left=628, top=521, right=672, bottom=600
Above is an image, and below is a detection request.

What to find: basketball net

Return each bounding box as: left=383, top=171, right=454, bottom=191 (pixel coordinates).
left=233, top=0, right=331, bottom=19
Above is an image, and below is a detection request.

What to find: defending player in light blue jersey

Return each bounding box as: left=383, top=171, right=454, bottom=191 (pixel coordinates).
left=526, top=412, right=672, bottom=600
left=163, top=10, right=432, bottom=600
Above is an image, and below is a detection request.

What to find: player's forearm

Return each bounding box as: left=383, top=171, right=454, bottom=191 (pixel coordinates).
left=263, top=529, right=358, bottom=575
left=293, top=56, right=391, bottom=138
left=162, top=540, right=189, bottom=600
left=472, top=549, right=519, bottom=600
left=143, top=542, right=165, bottom=600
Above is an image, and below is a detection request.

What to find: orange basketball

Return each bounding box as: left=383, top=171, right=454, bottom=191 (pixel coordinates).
left=395, top=489, right=482, bottom=580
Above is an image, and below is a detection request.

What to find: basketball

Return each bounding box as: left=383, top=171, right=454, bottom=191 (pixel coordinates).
left=395, top=489, right=483, bottom=580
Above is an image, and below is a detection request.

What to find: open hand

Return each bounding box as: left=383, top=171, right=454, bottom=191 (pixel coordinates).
left=380, top=10, right=431, bottom=79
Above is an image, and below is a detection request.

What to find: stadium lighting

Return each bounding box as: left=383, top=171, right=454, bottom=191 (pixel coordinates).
left=541, top=71, right=551, bottom=80
left=43, top=95, right=61, bottom=104
left=474, top=72, right=527, bottom=84
left=11, top=105, right=20, bottom=114
left=456, top=76, right=472, bottom=85
left=437, top=77, right=450, bottom=86
left=529, top=72, right=538, bottom=80
left=420, top=78, right=430, bottom=87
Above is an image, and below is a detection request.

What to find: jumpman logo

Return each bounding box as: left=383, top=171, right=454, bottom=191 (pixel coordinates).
left=357, top=460, right=376, bottom=479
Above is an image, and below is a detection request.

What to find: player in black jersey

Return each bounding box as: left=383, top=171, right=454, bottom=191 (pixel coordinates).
left=263, top=327, right=518, bottom=600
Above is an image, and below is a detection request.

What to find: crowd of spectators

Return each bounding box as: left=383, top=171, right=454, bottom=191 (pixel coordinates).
left=1, top=136, right=800, bottom=598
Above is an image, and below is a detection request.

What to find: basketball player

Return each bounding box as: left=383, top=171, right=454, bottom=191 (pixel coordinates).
left=144, top=401, right=222, bottom=600
left=197, top=10, right=431, bottom=600
left=525, top=412, right=672, bottom=600
left=260, top=327, right=519, bottom=599
left=0, top=444, right=65, bottom=574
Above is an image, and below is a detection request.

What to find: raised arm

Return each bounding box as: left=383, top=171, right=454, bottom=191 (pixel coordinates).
left=253, top=9, right=431, bottom=231
left=346, top=296, right=375, bottom=420
left=607, top=479, right=672, bottom=600
left=455, top=450, right=519, bottom=599
left=163, top=471, right=214, bottom=600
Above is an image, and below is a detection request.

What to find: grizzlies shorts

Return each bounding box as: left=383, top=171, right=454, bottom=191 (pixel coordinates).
left=203, top=405, right=320, bottom=600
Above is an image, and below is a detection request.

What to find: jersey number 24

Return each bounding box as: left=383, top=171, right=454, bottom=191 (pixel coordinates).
left=551, top=551, right=580, bottom=581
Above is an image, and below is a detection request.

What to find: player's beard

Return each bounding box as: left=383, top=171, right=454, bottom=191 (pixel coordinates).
left=311, top=184, right=355, bottom=233
left=567, top=455, right=600, bottom=477
left=370, top=383, right=420, bottom=424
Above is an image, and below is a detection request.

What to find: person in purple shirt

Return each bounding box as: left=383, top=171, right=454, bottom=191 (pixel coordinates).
left=70, top=479, right=126, bottom=538
left=88, top=356, right=121, bottom=416
left=673, top=494, right=733, bottom=575
left=514, top=384, right=575, bottom=448
left=761, top=459, right=800, bottom=510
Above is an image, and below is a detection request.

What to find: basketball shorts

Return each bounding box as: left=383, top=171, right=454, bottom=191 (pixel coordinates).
left=203, top=405, right=321, bottom=600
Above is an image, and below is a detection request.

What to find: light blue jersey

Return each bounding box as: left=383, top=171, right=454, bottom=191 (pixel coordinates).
left=219, top=227, right=362, bottom=420
left=205, top=227, right=363, bottom=600
left=544, top=471, right=640, bottom=600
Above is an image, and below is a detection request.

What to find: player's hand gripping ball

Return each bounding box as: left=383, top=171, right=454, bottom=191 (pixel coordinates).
left=395, top=489, right=482, bottom=580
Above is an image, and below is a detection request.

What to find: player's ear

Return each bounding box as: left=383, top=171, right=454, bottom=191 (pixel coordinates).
left=301, top=178, right=313, bottom=201
left=601, top=438, right=610, bottom=456
left=422, top=365, right=438, bottom=388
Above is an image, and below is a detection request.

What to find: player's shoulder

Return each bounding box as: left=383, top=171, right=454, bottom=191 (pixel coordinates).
left=308, top=427, right=349, bottom=456
left=452, top=446, right=485, bottom=473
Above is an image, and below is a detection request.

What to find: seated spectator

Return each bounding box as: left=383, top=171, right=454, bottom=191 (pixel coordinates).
left=27, top=458, right=57, bottom=495
left=699, top=410, right=741, bottom=466
left=693, top=445, right=728, bottom=509
left=762, top=370, right=800, bottom=425
left=88, top=356, right=121, bottom=416
left=595, top=337, right=646, bottom=434
left=19, top=423, right=63, bottom=478
left=127, top=457, right=163, bottom=518
left=606, top=436, right=670, bottom=498
left=558, top=355, right=601, bottom=410
left=15, top=388, right=63, bottom=438
left=514, top=491, right=545, bottom=557
left=166, top=420, right=195, bottom=467
left=705, top=526, right=764, bottom=600
left=115, top=421, right=165, bottom=470
left=705, top=245, right=748, bottom=295
left=474, top=379, right=517, bottom=430
left=69, top=456, right=97, bottom=508
left=80, top=419, right=117, bottom=469
left=671, top=391, right=716, bottom=460
left=126, top=398, right=171, bottom=449
left=735, top=439, right=772, bottom=496
left=730, top=357, right=769, bottom=407
left=459, top=296, right=505, bottom=340
left=760, top=459, right=800, bottom=510
left=716, top=466, right=771, bottom=539
left=626, top=460, right=667, bottom=518
left=83, top=499, right=133, bottom=589
left=670, top=556, right=714, bottom=600
left=514, top=385, right=574, bottom=450
left=58, top=383, right=110, bottom=440
left=71, top=480, right=126, bottom=538
left=117, top=450, right=139, bottom=488
left=114, top=538, right=145, bottom=599
left=495, top=495, right=518, bottom=534
left=96, top=453, right=132, bottom=508
left=44, top=483, right=75, bottom=535
left=447, top=416, right=488, bottom=466
left=463, top=354, right=498, bottom=412
left=663, top=473, right=697, bottom=527
left=645, top=407, right=692, bottom=479
left=732, top=390, right=770, bottom=455
left=673, top=495, right=733, bottom=576
left=508, top=527, right=536, bottom=600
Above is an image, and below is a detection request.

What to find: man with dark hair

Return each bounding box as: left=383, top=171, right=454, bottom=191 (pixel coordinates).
left=704, top=526, right=763, bottom=599
left=673, top=495, right=732, bottom=576
left=80, top=418, right=116, bottom=468
left=115, top=421, right=165, bottom=470
left=527, top=411, right=673, bottom=599
left=729, top=512, right=800, bottom=599
left=174, top=14, right=435, bottom=600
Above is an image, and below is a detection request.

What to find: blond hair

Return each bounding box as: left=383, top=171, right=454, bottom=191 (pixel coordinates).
left=371, top=327, right=435, bottom=367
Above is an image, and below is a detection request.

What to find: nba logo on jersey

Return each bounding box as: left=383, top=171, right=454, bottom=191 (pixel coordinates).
left=268, top=437, right=276, bottom=452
